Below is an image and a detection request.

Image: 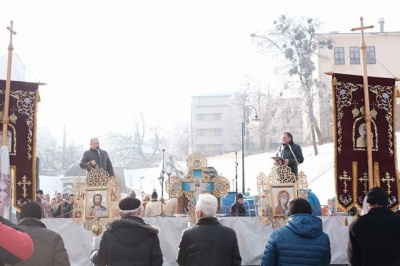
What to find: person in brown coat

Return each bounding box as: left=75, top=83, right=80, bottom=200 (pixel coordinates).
left=12, top=202, right=70, bottom=266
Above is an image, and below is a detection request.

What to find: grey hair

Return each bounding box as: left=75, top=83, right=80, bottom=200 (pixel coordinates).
left=195, top=193, right=217, bottom=217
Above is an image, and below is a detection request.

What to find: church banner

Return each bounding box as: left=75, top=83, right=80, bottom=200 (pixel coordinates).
left=332, top=73, right=399, bottom=211
left=0, top=79, right=39, bottom=211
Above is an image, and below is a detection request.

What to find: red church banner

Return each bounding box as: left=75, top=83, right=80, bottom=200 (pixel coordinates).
left=0, top=79, right=39, bottom=211
left=332, top=73, right=399, bottom=211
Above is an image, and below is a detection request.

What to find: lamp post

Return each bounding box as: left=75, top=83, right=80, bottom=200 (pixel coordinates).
left=242, top=105, right=260, bottom=194
left=158, top=149, right=166, bottom=216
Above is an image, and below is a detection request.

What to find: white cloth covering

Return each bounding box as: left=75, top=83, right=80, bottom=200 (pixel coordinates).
left=43, top=216, right=349, bottom=266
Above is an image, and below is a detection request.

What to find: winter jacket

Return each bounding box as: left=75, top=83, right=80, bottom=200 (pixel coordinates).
left=0, top=218, right=33, bottom=266
left=276, top=142, right=304, bottom=176
left=11, top=217, right=70, bottom=266
left=177, top=217, right=241, bottom=266
left=348, top=207, right=400, bottom=266
left=80, top=148, right=114, bottom=176
left=261, top=214, right=331, bottom=266
left=91, top=216, right=162, bottom=266
left=230, top=201, right=246, bottom=216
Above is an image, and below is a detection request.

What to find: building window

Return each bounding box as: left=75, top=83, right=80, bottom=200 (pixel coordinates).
left=215, top=144, right=224, bottom=152
left=214, top=113, right=222, bottom=120
left=215, top=129, right=222, bottom=136
left=197, top=114, right=204, bottom=121
left=334, top=47, right=345, bottom=65
left=196, top=129, right=205, bottom=136
left=350, top=47, right=360, bottom=64
left=366, top=46, right=376, bottom=64
left=197, top=145, right=205, bottom=152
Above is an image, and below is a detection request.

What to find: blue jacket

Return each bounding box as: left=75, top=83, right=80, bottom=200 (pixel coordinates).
left=261, top=214, right=331, bottom=266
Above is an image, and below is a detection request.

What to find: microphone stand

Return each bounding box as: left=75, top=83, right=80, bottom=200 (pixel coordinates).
left=159, top=149, right=165, bottom=216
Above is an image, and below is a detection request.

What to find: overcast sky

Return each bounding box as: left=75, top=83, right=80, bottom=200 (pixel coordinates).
left=1, top=0, right=399, bottom=146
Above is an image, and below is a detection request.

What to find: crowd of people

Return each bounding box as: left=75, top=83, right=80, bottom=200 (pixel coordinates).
left=2, top=186, right=400, bottom=265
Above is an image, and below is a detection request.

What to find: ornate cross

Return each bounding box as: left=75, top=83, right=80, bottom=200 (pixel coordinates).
left=339, top=170, right=351, bottom=193
left=17, top=175, right=32, bottom=198
left=358, top=172, right=369, bottom=194
left=7, top=20, right=16, bottom=49
left=381, top=172, right=395, bottom=194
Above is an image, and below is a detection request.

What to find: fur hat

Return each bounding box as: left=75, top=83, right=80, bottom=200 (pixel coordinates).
left=366, top=187, right=389, bottom=206
left=236, top=193, right=244, bottom=200
left=119, top=197, right=141, bottom=211
left=20, top=202, right=42, bottom=220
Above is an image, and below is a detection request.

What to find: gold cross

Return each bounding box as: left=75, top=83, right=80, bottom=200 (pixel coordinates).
left=358, top=172, right=369, bottom=194
left=339, top=170, right=352, bottom=193
left=6, top=20, right=17, bottom=49
left=381, top=172, right=395, bottom=194
left=17, top=175, right=32, bottom=198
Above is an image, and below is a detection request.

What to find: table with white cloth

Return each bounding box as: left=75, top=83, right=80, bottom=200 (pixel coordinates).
left=43, top=216, right=351, bottom=266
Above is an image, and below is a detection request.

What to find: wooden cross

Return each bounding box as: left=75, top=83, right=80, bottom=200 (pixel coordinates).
left=17, top=175, right=32, bottom=198
left=358, top=172, right=369, bottom=194
left=6, top=20, right=17, bottom=48
left=381, top=172, right=395, bottom=194
left=339, top=170, right=351, bottom=193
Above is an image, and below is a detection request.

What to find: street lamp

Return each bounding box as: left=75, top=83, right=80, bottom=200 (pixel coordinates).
left=158, top=149, right=166, bottom=216
left=242, top=105, right=260, bottom=194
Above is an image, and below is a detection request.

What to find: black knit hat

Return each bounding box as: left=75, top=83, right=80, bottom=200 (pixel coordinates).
left=151, top=191, right=158, bottom=199
left=366, top=187, right=389, bottom=206
left=20, top=202, right=42, bottom=220
left=119, top=197, right=141, bottom=211
left=236, top=193, right=244, bottom=200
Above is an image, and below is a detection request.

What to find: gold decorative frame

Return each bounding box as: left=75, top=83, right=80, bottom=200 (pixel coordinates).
left=72, top=166, right=121, bottom=234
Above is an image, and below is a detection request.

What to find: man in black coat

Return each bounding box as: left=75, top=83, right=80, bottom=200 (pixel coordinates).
left=91, top=197, right=163, bottom=266
left=177, top=194, right=241, bottom=266
left=230, top=193, right=246, bottom=216
left=80, top=138, right=114, bottom=176
left=275, top=132, right=304, bottom=176
left=347, top=187, right=400, bottom=266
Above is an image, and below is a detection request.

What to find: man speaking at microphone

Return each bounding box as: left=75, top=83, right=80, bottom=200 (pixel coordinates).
left=80, top=137, right=115, bottom=176
left=275, top=132, right=303, bottom=177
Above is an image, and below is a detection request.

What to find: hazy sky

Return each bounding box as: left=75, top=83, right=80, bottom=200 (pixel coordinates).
left=1, top=0, right=399, bottom=146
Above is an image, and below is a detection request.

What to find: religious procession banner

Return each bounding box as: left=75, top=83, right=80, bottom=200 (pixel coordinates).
left=332, top=73, right=399, bottom=211
left=0, top=79, right=39, bottom=211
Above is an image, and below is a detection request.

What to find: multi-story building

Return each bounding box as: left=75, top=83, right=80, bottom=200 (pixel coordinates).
left=191, top=94, right=240, bottom=156
left=316, top=21, right=400, bottom=138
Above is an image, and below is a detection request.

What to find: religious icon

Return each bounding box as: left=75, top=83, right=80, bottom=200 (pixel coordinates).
left=270, top=184, right=297, bottom=217
left=356, top=123, right=367, bottom=148
left=86, top=188, right=109, bottom=218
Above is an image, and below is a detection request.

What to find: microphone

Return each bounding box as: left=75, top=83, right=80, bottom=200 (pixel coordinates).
left=97, top=147, right=101, bottom=156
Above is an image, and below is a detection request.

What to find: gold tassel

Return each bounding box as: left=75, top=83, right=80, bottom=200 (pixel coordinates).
left=344, top=216, right=348, bottom=226
left=332, top=77, right=337, bottom=86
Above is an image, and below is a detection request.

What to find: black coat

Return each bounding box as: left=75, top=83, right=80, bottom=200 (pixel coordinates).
left=276, top=142, right=304, bottom=176
left=177, top=217, right=241, bottom=266
left=91, top=216, right=162, bottom=266
left=80, top=148, right=114, bottom=176
left=348, top=207, right=400, bottom=266
left=230, top=202, right=246, bottom=216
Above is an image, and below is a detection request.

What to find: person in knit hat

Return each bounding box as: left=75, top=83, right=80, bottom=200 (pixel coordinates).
left=348, top=187, right=400, bottom=265
left=91, top=197, right=163, bottom=266
left=15, top=202, right=70, bottom=266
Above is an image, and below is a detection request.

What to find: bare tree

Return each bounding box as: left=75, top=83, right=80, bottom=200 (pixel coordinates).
left=251, top=15, right=333, bottom=155
left=109, top=112, right=162, bottom=168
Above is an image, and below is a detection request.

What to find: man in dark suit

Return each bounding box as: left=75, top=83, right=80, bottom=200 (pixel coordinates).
left=348, top=187, right=400, bottom=266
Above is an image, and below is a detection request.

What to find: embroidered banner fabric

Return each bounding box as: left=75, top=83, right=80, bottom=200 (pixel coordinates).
left=0, top=79, right=39, bottom=210
left=333, top=73, right=398, bottom=210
